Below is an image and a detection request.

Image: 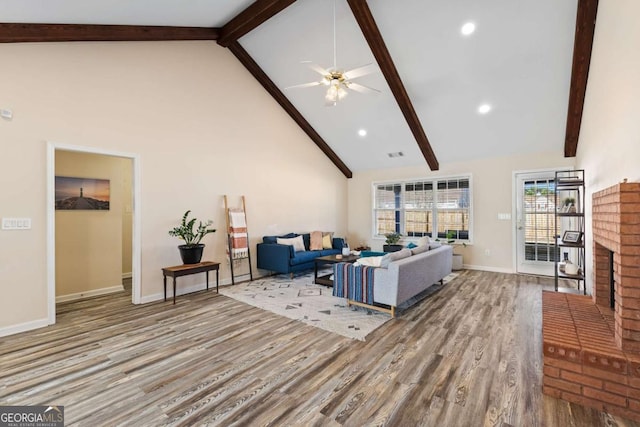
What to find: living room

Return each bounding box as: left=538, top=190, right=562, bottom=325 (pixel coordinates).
left=0, top=0, right=638, bottom=425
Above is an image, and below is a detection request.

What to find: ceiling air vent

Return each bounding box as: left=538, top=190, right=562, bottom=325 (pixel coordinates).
left=387, top=152, right=404, bottom=158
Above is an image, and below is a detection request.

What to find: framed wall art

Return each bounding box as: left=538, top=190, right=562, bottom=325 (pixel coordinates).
left=55, top=176, right=110, bottom=210
left=561, top=230, right=583, bottom=244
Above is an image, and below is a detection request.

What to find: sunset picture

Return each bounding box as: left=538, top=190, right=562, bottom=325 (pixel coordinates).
left=55, top=176, right=110, bottom=210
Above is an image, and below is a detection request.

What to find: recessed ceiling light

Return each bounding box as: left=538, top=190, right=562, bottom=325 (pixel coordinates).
left=478, top=104, right=492, bottom=114
left=358, top=129, right=367, bottom=137
left=461, top=22, right=476, bottom=36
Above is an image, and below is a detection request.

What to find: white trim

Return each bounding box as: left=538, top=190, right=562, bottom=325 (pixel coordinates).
left=511, top=167, right=574, bottom=273
left=0, top=318, right=49, bottom=338
left=46, top=142, right=56, bottom=325
left=55, top=285, right=125, bottom=303
left=122, top=272, right=132, bottom=280
left=46, top=142, right=142, bottom=328
left=463, top=264, right=514, bottom=274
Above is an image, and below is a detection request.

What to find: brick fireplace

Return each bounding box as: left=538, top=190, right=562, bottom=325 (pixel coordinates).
left=543, top=182, right=640, bottom=420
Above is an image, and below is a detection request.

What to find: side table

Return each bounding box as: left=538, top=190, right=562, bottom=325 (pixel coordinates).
left=162, top=261, right=220, bottom=304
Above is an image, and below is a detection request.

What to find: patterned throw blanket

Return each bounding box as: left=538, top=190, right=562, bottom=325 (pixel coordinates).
left=228, top=209, right=248, bottom=259
left=332, top=263, right=375, bottom=304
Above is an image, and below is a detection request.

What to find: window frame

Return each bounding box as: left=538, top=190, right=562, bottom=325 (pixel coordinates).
left=372, top=174, right=473, bottom=244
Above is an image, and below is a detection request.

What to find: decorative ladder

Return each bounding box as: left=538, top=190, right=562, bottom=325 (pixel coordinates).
left=224, top=195, right=253, bottom=285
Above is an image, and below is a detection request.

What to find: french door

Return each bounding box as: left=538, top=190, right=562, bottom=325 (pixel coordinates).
left=515, top=172, right=559, bottom=276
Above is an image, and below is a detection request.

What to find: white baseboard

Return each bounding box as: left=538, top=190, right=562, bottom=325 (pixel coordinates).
left=0, top=318, right=50, bottom=338
left=122, top=272, right=132, bottom=280
left=463, top=264, right=515, bottom=274
left=139, top=273, right=256, bottom=304
left=56, top=285, right=125, bottom=303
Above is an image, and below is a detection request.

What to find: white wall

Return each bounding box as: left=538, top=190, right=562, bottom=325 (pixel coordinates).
left=348, top=151, right=574, bottom=272
left=576, top=0, right=640, bottom=293
left=0, top=41, right=347, bottom=333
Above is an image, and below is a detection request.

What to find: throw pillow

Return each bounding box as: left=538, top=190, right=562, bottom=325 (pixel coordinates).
left=356, top=256, right=384, bottom=267
left=379, top=253, right=392, bottom=268
left=277, top=235, right=306, bottom=253
left=310, top=231, right=323, bottom=250
left=389, top=248, right=412, bottom=262
left=429, top=241, right=442, bottom=249
left=417, top=236, right=430, bottom=247
left=322, top=232, right=333, bottom=249
left=411, top=245, right=430, bottom=256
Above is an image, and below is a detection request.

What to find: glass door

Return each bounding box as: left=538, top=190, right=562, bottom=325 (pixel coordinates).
left=515, top=172, right=558, bottom=276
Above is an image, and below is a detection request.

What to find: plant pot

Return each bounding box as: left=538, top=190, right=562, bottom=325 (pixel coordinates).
left=452, top=254, right=463, bottom=271
left=383, top=244, right=403, bottom=253
left=178, top=244, right=204, bottom=264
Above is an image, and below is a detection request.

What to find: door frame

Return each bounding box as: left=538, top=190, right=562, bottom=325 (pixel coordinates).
left=46, top=141, right=142, bottom=325
left=512, top=167, right=565, bottom=275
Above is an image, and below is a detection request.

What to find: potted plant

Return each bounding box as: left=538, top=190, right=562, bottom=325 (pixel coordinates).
left=563, top=197, right=576, bottom=213
left=168, top=210, right=216, bottom=264
left=383, top=232, right=403, bottom=252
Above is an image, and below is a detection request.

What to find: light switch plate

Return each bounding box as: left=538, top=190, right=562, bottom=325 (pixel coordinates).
left=2, top=217, right=31, bottom=230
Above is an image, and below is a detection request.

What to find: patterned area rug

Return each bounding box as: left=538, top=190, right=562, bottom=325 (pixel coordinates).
left=219, top=270, right=458, bottom=341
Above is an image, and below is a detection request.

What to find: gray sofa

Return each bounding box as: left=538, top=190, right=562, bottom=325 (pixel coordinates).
left=333, top=244, right=453, bottom=317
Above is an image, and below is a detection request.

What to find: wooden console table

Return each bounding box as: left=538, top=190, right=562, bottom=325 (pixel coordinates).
left=162, top=261, right=220, bottom=304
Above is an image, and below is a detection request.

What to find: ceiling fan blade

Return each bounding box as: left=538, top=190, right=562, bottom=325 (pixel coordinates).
left=346, top=82, right=381, bottom=94
left=284, top=81, right=323, bottom=90
left=343, top=63, right=377, bottom=80
left=306, top=63, right=331, bottom=77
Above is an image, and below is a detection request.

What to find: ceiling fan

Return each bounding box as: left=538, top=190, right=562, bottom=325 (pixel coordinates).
left=285, top=0, right=380, bottom=106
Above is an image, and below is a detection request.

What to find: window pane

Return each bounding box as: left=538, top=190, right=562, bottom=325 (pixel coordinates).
left=375, top=184, right=401, bottom=209
left=406, top=210, right=432, bottom=237
left=404, top=181, right=433, bottom=237
left=375, top=209, right=399, bottom=235
left=436, top=178, right=470, bottom=241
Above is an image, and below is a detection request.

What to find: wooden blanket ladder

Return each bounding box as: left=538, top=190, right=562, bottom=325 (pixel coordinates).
left=224, top=195, right=253, bottom=285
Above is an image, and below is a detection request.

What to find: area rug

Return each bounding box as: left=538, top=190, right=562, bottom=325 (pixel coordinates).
left=219, top=270, right=458, bottom=341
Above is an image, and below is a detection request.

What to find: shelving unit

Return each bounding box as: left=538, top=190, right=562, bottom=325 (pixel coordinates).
left=554, top=169, right=586, bottom=293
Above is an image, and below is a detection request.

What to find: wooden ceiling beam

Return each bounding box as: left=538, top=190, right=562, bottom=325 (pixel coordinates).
left=347, top=0, right=439, bottom=171
left=564, top=0, right=599, bottom=157
left=217, top=0, right=296, bottom=47
left=228, top=41, right=352, bottom=178
left=0, top=23, right=219, bottom=43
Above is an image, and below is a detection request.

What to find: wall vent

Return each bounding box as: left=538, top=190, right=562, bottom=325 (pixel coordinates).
left=387, top=152, right=404, bottom=158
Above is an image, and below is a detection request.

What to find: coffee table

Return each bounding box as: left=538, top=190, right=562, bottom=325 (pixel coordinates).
left=314, top=254, right=360, bottom=286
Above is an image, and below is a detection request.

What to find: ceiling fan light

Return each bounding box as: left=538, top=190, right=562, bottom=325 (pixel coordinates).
left=325, top=86, right=338, bottom=103
left=337, top=86, right=348, bottom=100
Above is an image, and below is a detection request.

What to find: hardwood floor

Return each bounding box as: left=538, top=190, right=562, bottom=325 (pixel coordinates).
left=1, top=271, right=640, bottom=426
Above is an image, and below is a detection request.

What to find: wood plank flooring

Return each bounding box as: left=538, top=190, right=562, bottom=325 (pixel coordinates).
left=1, top=270, right=640, bottom=426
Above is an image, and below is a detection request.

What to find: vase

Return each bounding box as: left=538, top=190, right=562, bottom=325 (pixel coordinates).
left=178, top=244, right=204, bottom=264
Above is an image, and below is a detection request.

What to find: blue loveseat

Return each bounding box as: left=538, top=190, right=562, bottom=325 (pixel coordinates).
left=257, top=233, right=345, bottom=276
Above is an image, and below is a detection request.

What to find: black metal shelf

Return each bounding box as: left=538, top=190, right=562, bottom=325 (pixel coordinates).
left=558, top=242, right=585, bottom=248
left=554, top=169, right=586, bottom=295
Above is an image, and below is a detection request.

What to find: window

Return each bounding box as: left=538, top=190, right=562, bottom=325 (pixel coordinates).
left=373, top=176, right=472, bottom=242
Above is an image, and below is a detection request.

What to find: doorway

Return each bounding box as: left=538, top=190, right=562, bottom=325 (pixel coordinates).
left=46, top=142, right=141, bottom=325
left=514, top=171, right=558, bottom=276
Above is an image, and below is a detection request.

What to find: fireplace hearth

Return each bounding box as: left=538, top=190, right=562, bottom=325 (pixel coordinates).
left=543, top=181, right=640, bottom=420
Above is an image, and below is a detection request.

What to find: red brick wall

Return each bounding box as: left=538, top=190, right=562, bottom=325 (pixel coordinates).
left=543, top=182, right=640, bottom=420
left=543, top=292, right=640, bottom=421
left=592, top=182, right=640, bottom=352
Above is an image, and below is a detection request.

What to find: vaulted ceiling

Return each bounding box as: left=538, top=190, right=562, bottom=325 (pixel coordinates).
left=0, top=0, right=598, bottom=178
